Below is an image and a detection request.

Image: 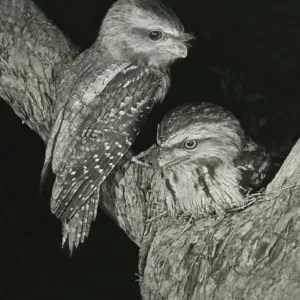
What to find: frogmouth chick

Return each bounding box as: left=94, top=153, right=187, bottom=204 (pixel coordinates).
left=134, top=102, right=270, bottom=216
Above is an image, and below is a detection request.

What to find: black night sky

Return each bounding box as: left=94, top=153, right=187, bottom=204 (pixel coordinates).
left=1, top=0, right=300, bottom=299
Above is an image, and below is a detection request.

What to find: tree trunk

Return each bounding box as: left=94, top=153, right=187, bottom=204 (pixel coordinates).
left=1, top=1, right=300, bottom=299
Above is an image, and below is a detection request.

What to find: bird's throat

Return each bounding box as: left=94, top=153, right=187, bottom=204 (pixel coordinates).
left=149, top=163, right=245, bottom=217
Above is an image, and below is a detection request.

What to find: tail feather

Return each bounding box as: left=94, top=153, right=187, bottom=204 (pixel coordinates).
left=61, top=189, right=100, bottom=254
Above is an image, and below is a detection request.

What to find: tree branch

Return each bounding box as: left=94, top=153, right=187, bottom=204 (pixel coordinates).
left=0, top=0, right=75, bottom=141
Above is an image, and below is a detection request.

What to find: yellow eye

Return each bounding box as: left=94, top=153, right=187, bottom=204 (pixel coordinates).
left=148, top=30, right=163, bottom=41
left=183, top=140, right=198, bottom=150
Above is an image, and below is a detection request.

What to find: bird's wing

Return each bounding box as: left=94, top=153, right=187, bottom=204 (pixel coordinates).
left=50, top=66, right=169, bottom=250
left=236, top=136, right=271, bottom=191
left=41, top=62, right=130, bottom=189
left=61, top=187, right=100, bottom=252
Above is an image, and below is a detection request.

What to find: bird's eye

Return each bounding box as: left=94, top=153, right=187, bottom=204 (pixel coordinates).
left=148, top=30, right=163, bottom=41
left=183, top=140, right=198, bottom=150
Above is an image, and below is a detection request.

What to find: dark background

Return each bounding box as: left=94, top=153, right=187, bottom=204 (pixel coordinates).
left=1, top=0, right=299, bottom=299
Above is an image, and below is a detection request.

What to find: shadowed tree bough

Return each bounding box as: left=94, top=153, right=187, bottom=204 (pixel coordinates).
left=1, top=0, right=300, bottom=299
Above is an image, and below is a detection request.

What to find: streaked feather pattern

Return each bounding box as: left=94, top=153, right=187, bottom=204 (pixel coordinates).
left=50, top=66, right=169, bottom=252
left=135, top=102, right=270, bottom=217
left=42, top=0, right=190, bottom=252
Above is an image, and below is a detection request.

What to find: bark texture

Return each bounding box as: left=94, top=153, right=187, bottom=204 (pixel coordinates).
left=0, top=0, right=75, bottom=141
left=1, top=1, right=300, bottom=300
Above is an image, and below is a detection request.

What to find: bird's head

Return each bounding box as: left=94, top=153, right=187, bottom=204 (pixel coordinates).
left=156, top=103, right=244, bottom=171
left=98, top=0, right=193, bottom=67
left=144, top=103, right=246, bottom=216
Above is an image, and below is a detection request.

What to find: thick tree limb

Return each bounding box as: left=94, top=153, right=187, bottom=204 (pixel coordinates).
left=0, top=0, right=75, bottom=141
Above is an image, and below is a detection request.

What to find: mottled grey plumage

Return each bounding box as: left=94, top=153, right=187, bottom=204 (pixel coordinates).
left=136, top=102, right=270, bottom=216
left=42, top=0, right=191, bottom=252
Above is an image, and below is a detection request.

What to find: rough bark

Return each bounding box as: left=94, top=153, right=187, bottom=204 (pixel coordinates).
left=1, top=1, right=300, bottom=300
left=0, top=0, right=75, bottom=142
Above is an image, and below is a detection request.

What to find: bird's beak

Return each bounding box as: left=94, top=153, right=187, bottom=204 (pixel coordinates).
left=157, top=148, right=187, bottom=168
left=174, top=44, right=188, bottom=58
left=157, top=155, right=186, bottom=168
left=175, top=32, right=194, bottom=58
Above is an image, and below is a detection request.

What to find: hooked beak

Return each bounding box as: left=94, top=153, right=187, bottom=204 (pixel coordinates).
left=174, top=33, right=195, bottom=58
left=132, top=145, right=189, bottom=169
left=175, top=44, right=188, bottom=58
left=157, top=156, right=186, bottom=168
left=157, top=148, right=188, bottom=168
